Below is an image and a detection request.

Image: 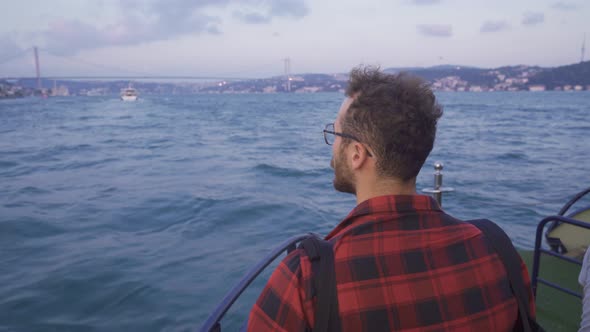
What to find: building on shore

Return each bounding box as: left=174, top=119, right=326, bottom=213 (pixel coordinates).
left=295, top=86, right=321, bottom=93
left=262, top=86, right=276, bottom=93
left=51, top=85, right=70, bottom=96
left=529, top=85, right=546, bottom=92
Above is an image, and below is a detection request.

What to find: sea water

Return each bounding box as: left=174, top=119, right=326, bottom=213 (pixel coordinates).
left=1, top=92, right=589, bottom=331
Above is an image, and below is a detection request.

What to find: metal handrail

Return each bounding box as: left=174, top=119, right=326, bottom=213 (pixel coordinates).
left=199, top=234, right=312, bottom=332
left=531, top=215, right=589, bottom=298
left=558, top=187, right=590, bottom=216
left=546, top=187, right=590, bottom=237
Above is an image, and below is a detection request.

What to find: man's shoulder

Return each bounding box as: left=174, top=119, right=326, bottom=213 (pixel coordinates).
left=280, top=247, right=313, bottom=277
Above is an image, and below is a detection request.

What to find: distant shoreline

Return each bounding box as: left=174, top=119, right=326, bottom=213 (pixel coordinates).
left=2, top=60, right=589, bottom=97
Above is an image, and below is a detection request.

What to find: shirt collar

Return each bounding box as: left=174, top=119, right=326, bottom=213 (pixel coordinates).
left=326, top=194, right=441, bottom=239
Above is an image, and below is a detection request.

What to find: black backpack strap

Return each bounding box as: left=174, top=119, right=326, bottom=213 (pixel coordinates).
left=468, top=219, right=539, bottom=332
left=299, top=234, right=341, bottom=332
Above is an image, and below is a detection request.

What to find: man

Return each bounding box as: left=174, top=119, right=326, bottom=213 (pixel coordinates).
left=247, top=66, right=535, bottom=331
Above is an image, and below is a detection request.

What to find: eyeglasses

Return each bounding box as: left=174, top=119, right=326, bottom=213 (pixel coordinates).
left=323, top=123, right=373, bottom=157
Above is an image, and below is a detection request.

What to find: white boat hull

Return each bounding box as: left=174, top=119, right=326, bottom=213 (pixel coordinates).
left=121, top=95, right=138, bottom=102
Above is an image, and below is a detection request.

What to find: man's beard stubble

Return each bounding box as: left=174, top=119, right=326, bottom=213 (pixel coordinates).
left=332, top=150, right=356, bottom=195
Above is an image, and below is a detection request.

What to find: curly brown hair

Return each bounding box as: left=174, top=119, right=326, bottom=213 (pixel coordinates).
left=342, top=66, right=443, bottom=181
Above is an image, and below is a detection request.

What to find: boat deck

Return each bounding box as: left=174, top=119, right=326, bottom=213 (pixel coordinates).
left=520, top=250, right=583, bottom=331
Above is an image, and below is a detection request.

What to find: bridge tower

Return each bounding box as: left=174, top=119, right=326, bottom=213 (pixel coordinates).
left=34, top=46, right=42, bottom=90
left=283, top=57, right=291, bottom=92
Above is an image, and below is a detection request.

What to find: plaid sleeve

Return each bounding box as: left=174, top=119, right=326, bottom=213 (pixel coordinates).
left=520, top=257, right=536, bottom=317
left=247, top=249, right=314, bottom=332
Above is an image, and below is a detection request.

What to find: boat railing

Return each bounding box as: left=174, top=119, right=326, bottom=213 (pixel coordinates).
left=546, top=187, right=590, bottom=253
left=557, top=188, right=590, bottom=216
left=531, top=215, right=589, bottom=299
left=199, top=234, right=312, bottom=332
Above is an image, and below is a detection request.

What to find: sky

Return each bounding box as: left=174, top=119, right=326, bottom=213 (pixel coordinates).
left=0, top=0, right=588, bottom=78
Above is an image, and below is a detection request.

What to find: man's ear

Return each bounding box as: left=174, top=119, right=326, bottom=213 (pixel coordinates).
left=350, top=142, right=370, bottom=170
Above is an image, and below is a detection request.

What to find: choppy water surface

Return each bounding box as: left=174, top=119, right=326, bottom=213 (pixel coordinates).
left=1, top=92, right=589, bottom=331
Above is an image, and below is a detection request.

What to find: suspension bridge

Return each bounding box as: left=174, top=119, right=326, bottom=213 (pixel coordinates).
left=0, top=47, right=286, bottom=86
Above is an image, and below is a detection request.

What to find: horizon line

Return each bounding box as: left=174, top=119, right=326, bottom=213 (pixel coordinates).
left=2, top=60, right=588, bottom=82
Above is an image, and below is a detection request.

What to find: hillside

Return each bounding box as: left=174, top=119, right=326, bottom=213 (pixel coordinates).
left=385, top=62, right=589, bottom=91
left=527, top=61, right=590, bottom=88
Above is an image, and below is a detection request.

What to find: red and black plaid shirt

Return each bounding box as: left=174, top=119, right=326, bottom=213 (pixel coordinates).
left=247, top=195, right=535, bottom=331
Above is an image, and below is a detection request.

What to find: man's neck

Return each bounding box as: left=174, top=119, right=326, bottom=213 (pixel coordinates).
left=355, top=177, right=417, bottom=205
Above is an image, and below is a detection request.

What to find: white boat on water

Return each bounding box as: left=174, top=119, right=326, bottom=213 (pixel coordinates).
left=121, top=85, right=138, bottom=101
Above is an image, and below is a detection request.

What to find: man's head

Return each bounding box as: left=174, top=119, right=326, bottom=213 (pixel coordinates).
left=329, top=66, right=443, bottom=195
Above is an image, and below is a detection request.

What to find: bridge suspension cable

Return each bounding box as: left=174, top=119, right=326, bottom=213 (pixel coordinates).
left=2, top=47, right=269, bottom=81
left=0, top=47, right=33, bottom=66
left=38, top=48, right=157, bottom=77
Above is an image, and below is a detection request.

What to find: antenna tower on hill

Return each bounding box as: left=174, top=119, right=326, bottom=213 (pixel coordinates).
left=582, top=33, right=586, bottom=63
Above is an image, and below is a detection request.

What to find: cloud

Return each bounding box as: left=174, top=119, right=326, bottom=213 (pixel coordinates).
left=408, top=0, right=441, bottom=5
left=33, top=0, right=310, bottom=55
left=551, top=1, right=579, bottom=10
left=233, top=0, right=309, bottom=25
left=43, top=14, right=222, bottom=56
left=147, top=0, right=225, bottom=36
left=233, top=0, right=309, bottom=24
left=269, top=0, right=310, bottom=18
left=480, top=20, right=510, bottom=33
left=522, top=12, right=544, bottom=26
left=417, top=24, right=453, bottom=37
left=234, top=11, right=272, bottom=24
left=206, top=25, right=223, bottom=35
